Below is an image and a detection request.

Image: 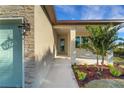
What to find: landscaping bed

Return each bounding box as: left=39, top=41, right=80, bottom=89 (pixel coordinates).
left=72, top=64, right=124, bottom=88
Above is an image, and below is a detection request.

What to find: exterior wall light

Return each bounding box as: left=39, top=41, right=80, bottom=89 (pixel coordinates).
left=18, top=20, right=30, bottom=36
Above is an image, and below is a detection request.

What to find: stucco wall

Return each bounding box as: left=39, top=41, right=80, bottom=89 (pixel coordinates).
left=33, top=5, right=55, bottom=87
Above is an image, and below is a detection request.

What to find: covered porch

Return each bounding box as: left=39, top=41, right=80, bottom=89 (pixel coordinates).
left=53, top=25, right=100, bottom=64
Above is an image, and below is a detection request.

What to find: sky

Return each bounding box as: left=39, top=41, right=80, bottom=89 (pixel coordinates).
left=54, top=5, right=124, bottom=39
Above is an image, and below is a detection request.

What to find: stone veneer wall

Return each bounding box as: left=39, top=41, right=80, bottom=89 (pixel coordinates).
left=0, top=5, right=35, bottom=87
left=0, top=5, right=34, bottom=59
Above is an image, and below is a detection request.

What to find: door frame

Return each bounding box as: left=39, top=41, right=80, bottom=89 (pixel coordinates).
left=57, top=34, right=68, bottom=56
left=0, top=17, right=24, bottom=88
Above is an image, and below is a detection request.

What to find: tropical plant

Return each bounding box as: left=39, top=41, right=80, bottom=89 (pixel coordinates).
left=78, top=72, right=87, bottom=80
left=76, top=70, right=87, bottom=80
left=84, top=63, right=88, bottom=69
left=73, top=65, right=78, bottom=69
left=98, top=25, right=124, bottom=65
left=109, top=65, right=122, bottom=77
left=108, top=64, right=114, bottom=68
left=74, top=69, right=79, bottom=73
left=86, top=24, right=124, bottom=65
left=85, top=25, right=103, bottom=65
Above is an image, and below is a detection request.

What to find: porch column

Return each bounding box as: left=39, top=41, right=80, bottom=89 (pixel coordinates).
left=70, top=29, right=76, bottom=64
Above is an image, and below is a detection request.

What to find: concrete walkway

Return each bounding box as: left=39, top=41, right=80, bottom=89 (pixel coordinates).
left=40, top=57, right=79, bottom=88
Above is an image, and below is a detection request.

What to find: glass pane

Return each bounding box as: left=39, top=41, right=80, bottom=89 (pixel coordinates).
left=75, top=36, right=80, bottom=48
left=81, top=37, right=88, bottom=44
left=0, top=24, right=22, bottom=87
left=60, top=38, right=65, bottom=52
left=80, top=37, right=89, bottom=48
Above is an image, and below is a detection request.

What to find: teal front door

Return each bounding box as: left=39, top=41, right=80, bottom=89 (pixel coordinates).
left=0, top=20, right=23, bottom=87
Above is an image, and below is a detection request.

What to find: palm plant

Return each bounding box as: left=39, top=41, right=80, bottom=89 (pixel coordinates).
left=86, top=24, right=124, bottom=65
left=99, top=24, right=124, bottom=65
left=86, top=25, right=104, bottom=65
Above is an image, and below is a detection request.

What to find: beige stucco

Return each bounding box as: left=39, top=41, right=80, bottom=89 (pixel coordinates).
left=76, top=31, right=90, bottom=36
left=34, top=5, right=54, bottom=61
left=34, top=5, right=55, bottom=87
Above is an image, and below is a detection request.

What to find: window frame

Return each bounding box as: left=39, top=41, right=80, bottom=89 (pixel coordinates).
left=75, top=36, right=89, bottom=48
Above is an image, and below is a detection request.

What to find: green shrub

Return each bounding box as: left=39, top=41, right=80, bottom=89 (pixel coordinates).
left=108, top=64, right=114, bottom=69
left=73, top=65, right=78, bottom=69
left=76, top=70, right=87, bottom=80
left=114, top=48, right=124, bottom=55
left=74, top=69, right=79, bottom=73
left=109, top=65, right=122, bottom=77
left=110, top=68, right=122, bottom=77
left=84, top=63, right=88, bottom=68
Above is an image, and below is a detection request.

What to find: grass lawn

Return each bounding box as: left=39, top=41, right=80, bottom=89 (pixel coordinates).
left=113, top=57, right=124, bottom=63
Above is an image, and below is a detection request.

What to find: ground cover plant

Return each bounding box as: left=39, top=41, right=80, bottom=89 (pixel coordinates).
left=72, top=64, right=124, bottom=87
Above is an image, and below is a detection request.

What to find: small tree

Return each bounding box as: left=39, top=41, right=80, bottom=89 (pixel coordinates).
left=86, top=25, right=104, bottom=65
left=99, top=25, right=124, bottom=65
left=86, top=24, right=124, bottom=65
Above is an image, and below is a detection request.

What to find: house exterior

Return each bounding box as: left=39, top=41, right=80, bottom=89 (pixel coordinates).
left=0, top=5, right=123, bottom=88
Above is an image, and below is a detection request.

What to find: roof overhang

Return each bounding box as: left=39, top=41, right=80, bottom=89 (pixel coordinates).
left=41, top=5, right=124, bottom=25
left=56, top=20, right=124, bottom=25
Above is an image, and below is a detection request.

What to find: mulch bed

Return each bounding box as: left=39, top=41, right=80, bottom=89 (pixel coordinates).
left=72, top=64, right=124, bottom=87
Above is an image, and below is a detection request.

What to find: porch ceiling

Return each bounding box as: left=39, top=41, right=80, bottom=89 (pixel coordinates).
left=54, top=29, right=69, bottom=35
left=53, top=25, right=87, bottom=32
left=53, top=25, right=86, bottom=29
left=54, top=25, right=90, bottom=36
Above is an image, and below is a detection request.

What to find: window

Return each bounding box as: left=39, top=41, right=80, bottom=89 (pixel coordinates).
left=60, top=38, right=65, bottom=52
left=75, top=36, right=89, bottom=48
left=75, top=36, right=80, bottom=48
left=81, top=37, right=89, bottom=48
left=81, top=37, right=88, bottom=44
